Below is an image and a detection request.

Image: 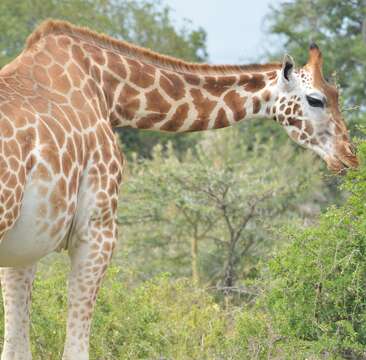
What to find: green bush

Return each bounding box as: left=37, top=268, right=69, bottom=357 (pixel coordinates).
left=238, top=138, right=366, bottom=359
left=92, top=270, right=229, bottom=359
left=0, top=264, right=232, bottom=359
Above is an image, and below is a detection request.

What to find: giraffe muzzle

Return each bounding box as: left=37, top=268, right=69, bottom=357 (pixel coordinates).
left=326, top=142, right=359, bottom=174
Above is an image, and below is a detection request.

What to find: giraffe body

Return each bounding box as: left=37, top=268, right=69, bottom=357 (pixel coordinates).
left=0, top=20, right=358, bottom=359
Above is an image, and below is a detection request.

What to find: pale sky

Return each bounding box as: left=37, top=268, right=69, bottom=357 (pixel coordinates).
left=165, top=0, right=284, bottom=64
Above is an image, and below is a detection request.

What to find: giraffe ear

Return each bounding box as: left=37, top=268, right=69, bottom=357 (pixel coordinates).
left=280, top=54, right=295, bottom=85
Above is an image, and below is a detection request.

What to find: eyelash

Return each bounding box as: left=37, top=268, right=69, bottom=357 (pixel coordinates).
left=306, top=95, right=324, bottom=108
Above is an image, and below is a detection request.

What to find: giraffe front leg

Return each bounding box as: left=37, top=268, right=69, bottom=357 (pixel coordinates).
left=1, top=265, right=36, bottom=360
left=62, top=220, right=115, bottom=360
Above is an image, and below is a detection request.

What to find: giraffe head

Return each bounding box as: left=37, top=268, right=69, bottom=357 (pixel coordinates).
left=274, top=44, right=358, bottom=173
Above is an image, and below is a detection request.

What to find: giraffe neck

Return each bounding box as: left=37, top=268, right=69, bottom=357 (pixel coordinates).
left=103, top=57, right=280, bottom=132
left=21, top=23, right=282, bottom=133
left=108, top=64, right=280, bottom=132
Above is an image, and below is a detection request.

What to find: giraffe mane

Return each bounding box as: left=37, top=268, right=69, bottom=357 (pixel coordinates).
left=26, top=19, right=282, bottom=75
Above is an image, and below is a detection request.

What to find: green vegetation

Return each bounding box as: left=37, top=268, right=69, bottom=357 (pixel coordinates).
left=0, top=0, right=366, bottom=359
left=118, top=128, right=323, bottom=288
left=0, top=142, right=364, bottom=358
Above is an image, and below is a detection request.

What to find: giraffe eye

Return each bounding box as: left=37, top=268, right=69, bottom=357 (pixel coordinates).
left=306, top=95, right=324, bottom=108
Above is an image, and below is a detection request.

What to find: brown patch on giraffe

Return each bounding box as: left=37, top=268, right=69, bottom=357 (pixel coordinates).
left=102, top=71, right=119, bottom=108
left=87, top=132, right=97, bottom=150
left=16, top=128, right=35, bottom=160
left=261, top=90, right=271, bottom=102
left=214, top=108, right=230, bottom=129
left=68, top=63, right=84, bottom=87
left=71, top=45, right=88, bottom=73
left=53, top=73, right=71, bottom=94
left=137, top=113, right=166, bottom=129
left=252, top=97, right=261, bottom=114
left=127, top=58, right=155, bottom=88
left=203, top=76, right=236, bottom=97
left=160, top=103, right=189, bottom=131
left=8, top=157, right=19, bottom=172
left=32, top=97, right=49, bottom=114
left=14, top=183, right=22, bottom=198
left=57, top=35, right=72, bottom=49
left=43, top=34, right=57, bottom=53
left=86, top=45, right=106, bottom=66
left=69, top=168, right=79, bottom=197
left=160, top=71, right=185, bottom=100
left=189, top=88, right=217, bottom=131
left=57, top=177, right=67, bottom=197
left=26, top=154, right=35, bottom=171
left=224, top=90, right=246, bottom=121
left=62, top=152, right=72, bottom=177
left=107, top=52, right=127, bottom=79
left=34, top=65, right=51, bottom=87
left=285, top=108, right=291, bottom=115
left=184, top=73, right=200, bottom=86
left=237, top=74, right=250, bottom=86
left=41, top=146, right=61, bottom=174
left=71, top=90, right=87, bottom=109
left=4, top=139, right=21, bottom=159
left=20, top=54, right=34, bottom=67
left=109, top=160, right=120, bottom=176
left=300, top=133, right=307, bottom=141
left=18, top=167, right=26, bottom=187
left=242, top=74, right=266, bottom=92
left=293, top=103, right=300, bottom=115
left=1, top=118, right=14, bottom=138
left=90, top=65, right=101, bottom=83
left=63, top=138, right=75, bottom=163
left=277, top=114, right=285, bottom=123
left=110, top=112, right=120, bottom=127
left=35, top=163, right=52, bottom=181
left=117, top=84, right=140, bottom=120
left=49, top=63, right=64, bottom=79
left=288, top=117, right=302, bottom=129
left=52, top=47, right=69, bottom=65
left=145, top=89, right=171, bottom=114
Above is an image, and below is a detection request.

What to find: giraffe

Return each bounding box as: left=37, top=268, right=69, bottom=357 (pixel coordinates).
left=0, top=20, right=358, bottom=360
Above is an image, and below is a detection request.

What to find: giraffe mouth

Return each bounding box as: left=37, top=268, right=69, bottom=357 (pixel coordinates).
left=327, top=154, right=358, bottom=175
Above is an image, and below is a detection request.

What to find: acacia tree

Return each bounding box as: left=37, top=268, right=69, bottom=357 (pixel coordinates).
left=118, top=127, right=324, bottom=288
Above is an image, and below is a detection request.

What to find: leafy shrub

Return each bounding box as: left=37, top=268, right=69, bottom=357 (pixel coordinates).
left=240, top=138, right=366, bottom=358
left=0, top=264, right=231, bottom=359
